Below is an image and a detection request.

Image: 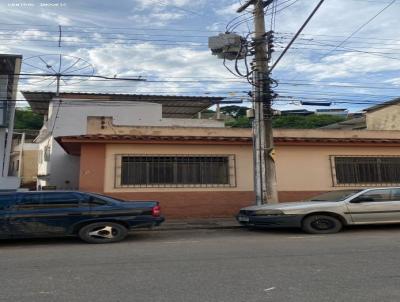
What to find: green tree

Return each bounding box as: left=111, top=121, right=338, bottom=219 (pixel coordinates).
left=14, top=108, right=43, bottom=130
left=220, top=105, right=249, bottom=118
left=272, top=115, right=346, bottom=129
left=225, top=114, right=345, bottom=129
left=225, top=116, right=252, bottom=128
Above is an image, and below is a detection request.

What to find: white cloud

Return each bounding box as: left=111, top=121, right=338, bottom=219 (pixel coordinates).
left=214, top=3, right=240, bottom=16
left=38, top=13, right=72, bottom=25
left=130, top=0, right=206, bottom=26
left=276, top=48, right=400, bottom=81
left=385, top=78, right=400, bottom=86
left=135, top=0, right=192, bottom=9
left=64, top=42, right=247, bottom=96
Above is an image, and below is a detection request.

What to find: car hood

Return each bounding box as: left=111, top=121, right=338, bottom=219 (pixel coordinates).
left=241, top=201, right=341, bottom=212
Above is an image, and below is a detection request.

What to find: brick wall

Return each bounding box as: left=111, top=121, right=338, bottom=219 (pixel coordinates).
left=103, top=190, right=327, bottom=219
left=106, top=191, right=255, bottom=219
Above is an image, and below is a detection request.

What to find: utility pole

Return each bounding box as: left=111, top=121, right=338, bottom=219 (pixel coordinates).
left=238, top=0, right=278, bottom=204
left=210, top=0, right=324, bottom=205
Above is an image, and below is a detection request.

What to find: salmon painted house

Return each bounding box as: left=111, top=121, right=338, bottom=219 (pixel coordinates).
left=56, top=116, right=400, bottom=219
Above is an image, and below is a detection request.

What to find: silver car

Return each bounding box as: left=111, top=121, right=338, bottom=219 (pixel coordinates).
left=236, top=188, right=400, bottom=234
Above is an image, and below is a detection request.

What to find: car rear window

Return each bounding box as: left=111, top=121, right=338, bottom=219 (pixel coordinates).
left=86, top=193, right=120, bottom=204
left=80, top=194, right=109, bottom=207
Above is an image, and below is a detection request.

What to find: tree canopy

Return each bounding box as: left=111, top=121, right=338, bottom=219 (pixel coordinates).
left=220, top=105, right=249, bottom=118
left=272, top=115, right=346, bottom=129
left=225, top=111, right=346, bottom=129
left=14, top=108, right=43, bottom=130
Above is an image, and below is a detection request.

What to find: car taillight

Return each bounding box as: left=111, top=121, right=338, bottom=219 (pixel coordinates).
left=152, top=205, right=161, bottom=217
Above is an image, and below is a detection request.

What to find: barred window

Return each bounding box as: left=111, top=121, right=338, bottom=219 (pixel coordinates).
left=333, top=156, right=400, bottom=185
left=116, top=155, right=236, bottom=188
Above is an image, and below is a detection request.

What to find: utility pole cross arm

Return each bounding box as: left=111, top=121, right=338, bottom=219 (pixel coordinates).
left=237, top=0, right=256, bottom=13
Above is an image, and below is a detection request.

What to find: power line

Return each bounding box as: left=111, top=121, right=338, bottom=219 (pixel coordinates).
left=273, top=44, right=400, bottom=59
left=146, top=0, right=204, bottom=17
left=0, top=23, right=222, bottom=32
left=270, top=0, right=325, bottom=72
left=228, top=0, right=297, bottom=31
left=275, top=45, right=400, bottom=61
left=1, top=27, right=398, bottom=42
left=17, top=74, right=400, bottom=84
left=15, top=73, right=400, bottom=90
left=318, top=0, right=397, bottom=59
left=277, top=31, right=400, bottom=42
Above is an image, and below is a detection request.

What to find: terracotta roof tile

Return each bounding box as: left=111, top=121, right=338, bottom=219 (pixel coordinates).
left=56, top=134, right=400, bottom=155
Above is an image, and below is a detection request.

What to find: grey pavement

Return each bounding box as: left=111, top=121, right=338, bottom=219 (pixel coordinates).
left=158, top=217, right=241, bottom=230
left=1, top=225, right=400, bottom=302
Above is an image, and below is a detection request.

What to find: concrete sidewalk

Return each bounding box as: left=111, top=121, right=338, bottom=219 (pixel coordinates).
left=157, top=218, right=242, bottom=231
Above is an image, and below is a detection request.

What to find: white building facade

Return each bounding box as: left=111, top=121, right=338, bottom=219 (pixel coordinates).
left=22, top=92, right=225, bottom=190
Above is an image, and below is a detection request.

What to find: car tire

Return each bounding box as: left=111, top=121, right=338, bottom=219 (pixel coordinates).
left=78, top=222, right=128, bottom=244
left=301, top=215, right=342, bottom=234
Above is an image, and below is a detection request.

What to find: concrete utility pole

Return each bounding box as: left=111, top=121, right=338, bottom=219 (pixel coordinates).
left=238, top=0, right=278, bottom=204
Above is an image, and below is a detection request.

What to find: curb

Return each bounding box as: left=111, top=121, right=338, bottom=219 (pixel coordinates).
left=156, top=224, right=244, bottom=231
left=154, top=219, right=244, bottom=231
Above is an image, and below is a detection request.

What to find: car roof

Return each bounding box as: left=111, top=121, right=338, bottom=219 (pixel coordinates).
left=362, top=187, right=400, bottom=190
left=0, top=190, right=83, bottom=195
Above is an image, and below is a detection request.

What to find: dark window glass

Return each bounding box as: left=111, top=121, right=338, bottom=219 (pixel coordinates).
left=80, top=194, right=109, bottom=207
left=88, top=198, right=108, bottom=206
left=357, top=189, right=391, bottom=202
left=16, top=193, right=80, bottom=210
left=390, top=189, right=400, bottom=201
left=86, top=193, right=120, bottom=204
left=335, top=157, right=400, bottom=185
left=121, top=156, right=230, bottom=186
left=41, top=193, right=80, bottom=208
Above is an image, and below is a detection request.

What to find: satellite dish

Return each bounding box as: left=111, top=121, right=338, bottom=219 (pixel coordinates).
left=22, top=54, right=95, bottom=95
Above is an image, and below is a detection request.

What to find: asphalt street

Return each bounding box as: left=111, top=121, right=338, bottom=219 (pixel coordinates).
left=1, top=226, right=400, bottom=302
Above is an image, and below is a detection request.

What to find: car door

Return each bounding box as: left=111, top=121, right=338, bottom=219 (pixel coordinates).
left=0, top=194, right=14, bottom=238
left=9, top=192, right=84, bottom=237
left=346, top=189, right=400, bottom=223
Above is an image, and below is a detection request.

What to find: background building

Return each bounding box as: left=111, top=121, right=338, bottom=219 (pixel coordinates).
left=0, top=54, right=22, bottom=190
left=9, top=132, right=39, bottom=189
left=22, top=91, right=225, bottom=190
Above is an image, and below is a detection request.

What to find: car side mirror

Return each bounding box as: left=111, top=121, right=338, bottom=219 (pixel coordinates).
left=351, top=197, right=374, bottom=203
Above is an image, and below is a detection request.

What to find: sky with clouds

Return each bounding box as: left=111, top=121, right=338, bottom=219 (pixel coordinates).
left=1, top=0, right=400, bottom=112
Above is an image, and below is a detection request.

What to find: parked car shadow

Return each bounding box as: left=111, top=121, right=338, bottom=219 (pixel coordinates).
left=0, top=231, right=158, bottom=247
left=243, top=226, right=304, bottom=235
left=0, top=236, right=83, bottom=247
left=345, top=224, right=400, bottom=233
left=243, top=223, right=400, bottom=235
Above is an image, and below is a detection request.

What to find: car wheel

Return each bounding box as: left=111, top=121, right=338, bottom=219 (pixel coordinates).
left=301, top=215, right=342, bottom=234
left=78, top=222, right=128, bottom=243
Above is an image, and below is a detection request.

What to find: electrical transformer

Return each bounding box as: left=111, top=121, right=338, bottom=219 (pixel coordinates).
left=208, top=33, right=246, bottom=60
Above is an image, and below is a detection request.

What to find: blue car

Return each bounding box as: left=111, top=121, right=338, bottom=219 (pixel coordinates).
left=0, top=191, right=164, bottom=243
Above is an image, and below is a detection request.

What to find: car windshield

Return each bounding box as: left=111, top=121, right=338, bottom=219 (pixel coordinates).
left=306, top=190, right=362, bottom=202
